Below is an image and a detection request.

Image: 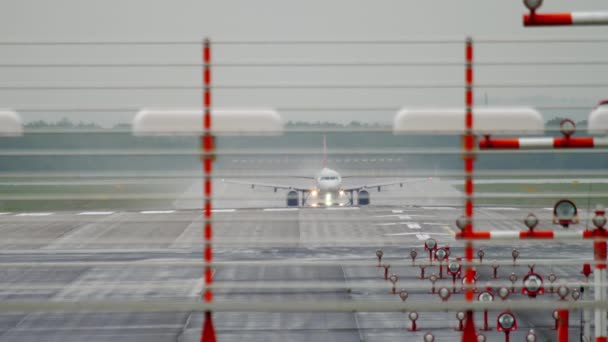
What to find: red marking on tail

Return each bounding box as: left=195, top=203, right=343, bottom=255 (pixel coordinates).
left=322, top=134, right=328, bottom=168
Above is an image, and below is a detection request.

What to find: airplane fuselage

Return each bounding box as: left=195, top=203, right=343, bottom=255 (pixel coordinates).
left=309, top=167, right=345, bottom=206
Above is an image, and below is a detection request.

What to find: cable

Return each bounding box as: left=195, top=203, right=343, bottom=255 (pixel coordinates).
left=0, top=83, right=607, bottom=90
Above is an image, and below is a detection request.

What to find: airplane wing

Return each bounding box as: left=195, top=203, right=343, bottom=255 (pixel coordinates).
left=342, top=178, right=434, bottom=192
left=221, top=179, right=309, bottom=192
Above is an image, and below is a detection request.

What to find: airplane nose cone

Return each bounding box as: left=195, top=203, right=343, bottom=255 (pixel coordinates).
left=319, top=181, right=340, bottom=191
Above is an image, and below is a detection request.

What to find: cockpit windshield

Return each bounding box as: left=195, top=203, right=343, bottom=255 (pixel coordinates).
left=320, top=176, right=339, bottom=181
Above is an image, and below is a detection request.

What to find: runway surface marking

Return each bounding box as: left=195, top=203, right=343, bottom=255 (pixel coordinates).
left=443, top=225, right=456, bottom=234
left=373, top=214, right=432, bottom=219
left=406, top=223, right=421, bottom=229
left=77, top=211, right=114, bottom=216
left=0, top=212, right=10, bottom=216
left=385, top=232, right=452, bottom=236
left=211, top=209, right=236, bottom=213
left=485, top=207, right=518, bottom=211
left=16, top=213, right=53, bottom=217
left=263, top=208, right=299, bottom=212
left=392, top=210, right=403, bottom=213
left=141, top=210, right=176, bottom=214
left=325, top=207, right=360, bottom=210
left=373, top=214, right=411, bottom=219
left=419, top=206, right=457, bottom=210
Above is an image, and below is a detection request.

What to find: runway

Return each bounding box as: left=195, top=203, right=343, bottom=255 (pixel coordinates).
left=0, top=198, right=596, bottom=341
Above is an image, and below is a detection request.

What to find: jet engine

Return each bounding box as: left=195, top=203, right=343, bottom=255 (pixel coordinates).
left=286, top=190, right=299, bottom=207
left=358, top=190, right=370, bottom=206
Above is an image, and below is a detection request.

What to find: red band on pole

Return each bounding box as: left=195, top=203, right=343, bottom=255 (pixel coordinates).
left=205, top=268, right=213, bottom=283
left=204, top=223, right=212, bottom=240
left=204, top=246, right=213, bottom=263
left=203, top=159, right=212, bottom=174
left=203, top=42, right=211, bottom=63
left=204, top=93, right=211, bottom=109
left=204, top=201, right=212, bottom=218
left=201, top=311, right=216, bottom=342
left=595, top=241, right=607, bottom=269
left=479, top=138, right=520, bottom=149
left=464, top=136, right=475, bottom=150
left=466, top=44, right=473, bottom=63
left=557, top=310, right=569, bottom=342
left=465, top=178, right=473, bottom=194
left=520, top=230, right=555, bottom=239
left=203, top=135, right=214, bottom=151
left=524, top=13, right=574, bottom=26
left=456, top=231, right=491, bottom=240
left=465, top=200, right=473, bottom=216
left=464, top=158, right=473, bottom=173
left=204, top=179, right=212, bottom=197
left=204, top=69, right=211, bottom=85
left=553, top=137, right=595, bottom=148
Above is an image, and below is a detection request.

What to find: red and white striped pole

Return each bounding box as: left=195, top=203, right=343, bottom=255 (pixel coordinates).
left=524, top=12, right=608, bottom=26
left=201, top=38, right=217, bottom=342
left=593, top=207, right=608, bottom=342
left=461, top=36, right=478, bottom=342
left=480, top=137, right=608, bottom=150
left=456, top=230, right=605, bottom=241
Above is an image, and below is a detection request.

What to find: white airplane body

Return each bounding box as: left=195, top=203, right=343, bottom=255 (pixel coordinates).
left=223, top=136, right=429, bottom=207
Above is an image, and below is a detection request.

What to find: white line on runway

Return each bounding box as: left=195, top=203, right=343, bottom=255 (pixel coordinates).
left=372, top=214, right=413, bottom=219
left=543, top=208, right=554, bottom=211
left=373, top=214, right=410, bottom=219
left=385, top=232, right=452, bottom=236
left=211, top=209, right=236, bottom=213
left=263, top=208, right=299, bottom=212
left=326, top=207, right=360, bottom=210
left=373, top=214, right=431, bottom=219
left=140, top=210, right=176, bottom=214
left=77, top=211, right=114, bottom=216
left=16, top=213, right=53, bottom=217
left=374, top=222, right=399, bottom=226
left=485, top=207, right=518, bottom=211
left=416, top=233, right=431, bottom=240
left=0, top=213, right=10, bottom=216
left=406, top=223, right=421, bottom=229
left=419, top=206, right=457, bottom=210
left=392, top=210, right=404, bottom=213
left=423, top=222, right=449, bottom=226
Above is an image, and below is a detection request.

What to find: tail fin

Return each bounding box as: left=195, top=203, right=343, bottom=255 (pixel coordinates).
left=322, top=134, right=328, bottom=168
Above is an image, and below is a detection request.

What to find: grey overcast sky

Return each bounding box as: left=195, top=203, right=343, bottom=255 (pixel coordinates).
left=0, top=0, right=607, bottom=126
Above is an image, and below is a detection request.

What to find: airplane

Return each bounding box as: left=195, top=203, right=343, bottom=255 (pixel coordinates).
left=222, top=136, right=432, bottom=207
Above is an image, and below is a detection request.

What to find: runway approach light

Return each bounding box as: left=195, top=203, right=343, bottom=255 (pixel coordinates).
left=496, top=311, right=518, bottom=340
left=553, top=199, right=578, bottom=228
left=0, top=110, right=23, bottom=136
left=523, top=0, right=543, bottom=12
left=524, top=213, right=539, bottom=231
left=132, top=108, right=283, bottom=136
left=392, top=107, right=543, bottom=135
left=588, top=102, right=608, bottom=135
